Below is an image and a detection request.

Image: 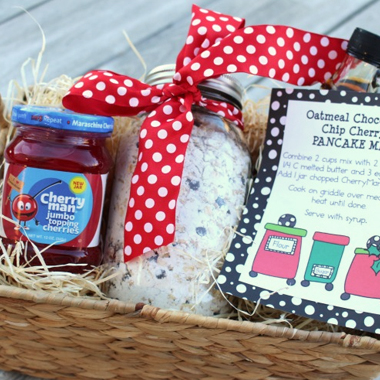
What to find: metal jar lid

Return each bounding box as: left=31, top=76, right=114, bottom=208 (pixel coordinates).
left=144, top=64, right=244, bottom=110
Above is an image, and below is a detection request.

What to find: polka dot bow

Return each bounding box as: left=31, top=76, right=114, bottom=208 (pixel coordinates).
left=62, top=4, right=348, bottom=262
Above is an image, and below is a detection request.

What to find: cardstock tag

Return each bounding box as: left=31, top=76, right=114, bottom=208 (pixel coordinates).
left=218, top=88, right=380, bottom=334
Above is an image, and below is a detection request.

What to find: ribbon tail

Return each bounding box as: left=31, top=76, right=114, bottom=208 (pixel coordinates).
left=123, top=98, right=195, bottom=261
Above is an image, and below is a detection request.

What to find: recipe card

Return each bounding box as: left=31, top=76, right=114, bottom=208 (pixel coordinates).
left=218, top=88, right=380, bottom=333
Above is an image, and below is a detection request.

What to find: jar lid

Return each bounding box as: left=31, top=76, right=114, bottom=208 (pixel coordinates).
left=347, top=28, right=380, bottom=68
left=11, top=105, right=114, bottom=134
left=145, top=64, right=244, bottom=109
left=264, top=223, right=307, bottom=237
left=312, top=232, right=350, bottom=246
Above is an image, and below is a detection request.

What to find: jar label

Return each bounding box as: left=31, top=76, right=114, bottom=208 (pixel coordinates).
left=0, top=163, right=107, bottom=247
left=265, top=235, right=297, bottom=255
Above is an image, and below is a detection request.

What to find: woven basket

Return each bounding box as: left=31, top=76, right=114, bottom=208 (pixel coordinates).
left=0, top=285, right=379, bottom=380
left=1, top=90, right=380, bottom=380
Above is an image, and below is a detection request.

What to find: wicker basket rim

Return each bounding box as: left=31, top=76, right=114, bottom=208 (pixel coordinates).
left=1, top=284, right=380, bottom=352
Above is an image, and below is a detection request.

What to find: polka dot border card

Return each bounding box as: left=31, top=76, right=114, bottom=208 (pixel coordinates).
left=218, top=88, right=380, bottom=333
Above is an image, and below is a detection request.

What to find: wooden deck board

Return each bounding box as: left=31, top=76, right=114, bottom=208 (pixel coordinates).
left=0, top=0, right=380, bottom=379
left=0, top=0, right=47, bottom=24
left=0, top=0, right=215, bottom=95
left=1, top=0, right=379, bottom=95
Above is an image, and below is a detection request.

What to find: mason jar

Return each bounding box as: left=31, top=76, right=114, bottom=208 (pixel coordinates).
left=105, top=65, right=251, bottom=316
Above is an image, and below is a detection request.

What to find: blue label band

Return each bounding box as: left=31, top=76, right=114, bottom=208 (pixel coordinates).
left=11, top=105, right=114, bottom=134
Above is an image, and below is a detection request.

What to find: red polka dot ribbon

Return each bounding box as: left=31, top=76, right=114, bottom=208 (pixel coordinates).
left=62, top=4, right=348, bottom=262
